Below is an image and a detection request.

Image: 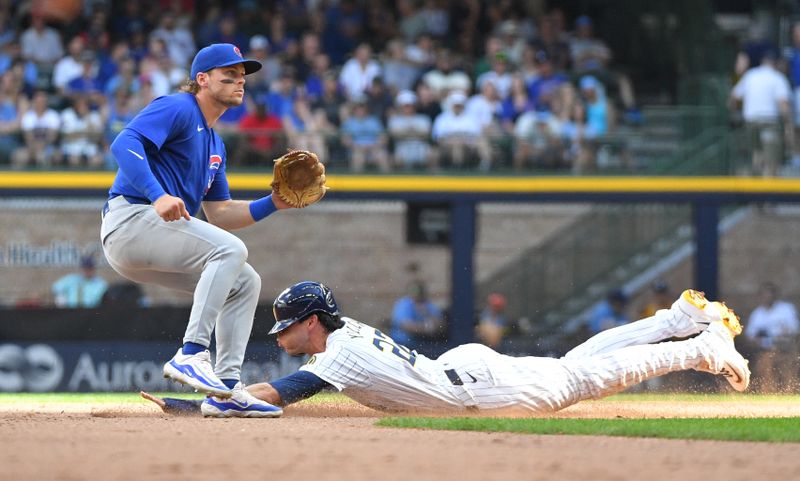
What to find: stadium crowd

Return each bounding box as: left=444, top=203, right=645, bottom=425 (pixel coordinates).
left=0, top=0, right=641, bottom=173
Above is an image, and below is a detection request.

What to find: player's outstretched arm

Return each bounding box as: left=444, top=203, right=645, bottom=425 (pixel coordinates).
left=202, top=196, right=292, bottom=231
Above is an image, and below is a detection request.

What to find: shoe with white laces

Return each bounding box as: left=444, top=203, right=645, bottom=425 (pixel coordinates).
left=693, top=321, right=750, bottom=392
left=671, top=289, right=743, bottom=337
left=201, top=382, right=283, bottom=418
left=163, top=349, right=231, bottom=398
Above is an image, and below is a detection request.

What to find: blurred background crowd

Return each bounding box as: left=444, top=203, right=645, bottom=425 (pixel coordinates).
left=0, top=0, right=648, bottom=173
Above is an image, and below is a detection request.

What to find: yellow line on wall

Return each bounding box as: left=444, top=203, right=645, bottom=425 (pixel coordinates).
left=2, top=172, right=800, bottom=194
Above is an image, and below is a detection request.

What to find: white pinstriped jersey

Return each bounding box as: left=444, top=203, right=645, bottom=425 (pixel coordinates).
left=298, top=304, right=723, bottom=413
left=299, top=317, right=582, bottom=412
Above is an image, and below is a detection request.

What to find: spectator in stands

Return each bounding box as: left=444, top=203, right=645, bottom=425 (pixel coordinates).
left=432, top=91, right=492, bottom=170
left=494, top=20, right=528, bottom=66
left=473, top=35, right=503, bottom=79
left=404, top=32, right=437, bottom=75
left=52, top=36, right=87, bottom=95
left=569, top=15, right=640, bottom=124
left=587, top=289, right=630, bottom=334
left=0, top=42, right=38, bottom=95
left=381, top=38, right=418, bottom=93
left=237, top=101, right=284, bottom=167
left=339, top=42, right=382, bottom=101
left=397, top=0, right=427, bottom=43
left=19, top=13, right=64, bottom=73
left=311, top=71, right=347, bottom=129
left=390, top=280, right=444, bottom=348
left=322, top=0, right=366, bottom=65
left=246, top=35, right=281, bottom=99
left=0, top=71, right=23, bottom=164
left=422, top=49, right=471, bottom=102
left=476, top=50, right=514, bottom=99
left=513, top=110, right=563, bottom=170
left=570, top=16, right=610, bottom=75
left=60, top=95, right=103, bottom=168
left=65, top=51, right=104, bottom=106
left=465, top=78, right=503, bottom=136
left=341, top=96, right=390, bottom=172
left=290, top=32, right=322, bottom=84
left=571, top=75, right=610, bottom=172
left=150, top=12, right=196, bottom=69
left=104, top=57, right=140, bottom=98
left=637, top=280, right=673, bottom=319
left=11, top=90, right=60, bottom=167
left=364, top=76, right=394, bottom=124
left=744, top=282, right=799, bottom=393
left=476, top=293, right=508, bottom=350
left=730, top=49, right=792, bottom=177
left=527, top=50, right=569, bottom=112
left=530, top=14, right=570, bottom=74
left=284, top=95, right=329, bottom=164
left=500, top=73, right=535, bottom=131
left=304, top=53, right=332, bottom=101
left=52, top=255, right=108, bottom=308
left=415, top=82, right=443, bottom=122
left=388, top=90, right=436, bottom=171
left=263, top=70, right=297, bottom=120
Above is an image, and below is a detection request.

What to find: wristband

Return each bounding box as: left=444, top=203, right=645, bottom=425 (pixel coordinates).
left=249, top=194, right=278, bottom=221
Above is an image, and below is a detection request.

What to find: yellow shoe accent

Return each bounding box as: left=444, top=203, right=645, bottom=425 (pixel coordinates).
left=706, top=301, right=743, bottom=337
left=681, top=289, right=708, bottom=310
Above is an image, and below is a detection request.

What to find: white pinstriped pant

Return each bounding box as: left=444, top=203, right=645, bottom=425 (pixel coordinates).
left=440, top=307, right=710, bottom=412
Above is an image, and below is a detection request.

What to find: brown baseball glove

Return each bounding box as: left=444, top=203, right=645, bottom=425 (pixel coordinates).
left=270, top=150, right=328, bottom=208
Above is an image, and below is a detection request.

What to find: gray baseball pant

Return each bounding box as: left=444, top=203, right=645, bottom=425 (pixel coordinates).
left=100, top=196, right=260, bottom=380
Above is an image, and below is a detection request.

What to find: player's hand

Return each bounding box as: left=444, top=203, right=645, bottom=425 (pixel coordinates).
left=140, top=391, right=167, bottom=412
left=153, top=194, right=191, bottom=221
left=271, top=193, right=293, bottom=210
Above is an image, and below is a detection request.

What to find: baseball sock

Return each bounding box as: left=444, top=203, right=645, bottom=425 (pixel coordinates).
left=221, top=379, right=238, bottom=390
left=182, top=342, right=207, bottom=355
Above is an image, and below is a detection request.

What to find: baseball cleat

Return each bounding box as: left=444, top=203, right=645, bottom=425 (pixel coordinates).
left=671, top=289, right=743, bottom=337
left=694, top=321, right=750, bottom=392
left=704, top=301, right=742, bottom=337
left=670, top=289, right=714, bottom=335
left=201, top=382, right=283, bottom=418
left=163, top=349, right=232, bottom=398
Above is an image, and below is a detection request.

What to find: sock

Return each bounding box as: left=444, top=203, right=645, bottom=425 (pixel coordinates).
left=182, top=342, right=207, bottom=355
left=221, top=378, right=239, bottom=390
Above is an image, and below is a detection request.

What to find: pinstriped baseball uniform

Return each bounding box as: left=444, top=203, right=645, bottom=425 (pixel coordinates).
left=301, top=306, right=715, bottom=413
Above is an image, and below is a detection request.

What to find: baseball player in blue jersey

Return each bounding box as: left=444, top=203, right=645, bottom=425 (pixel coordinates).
left=102, top=44, right=289, bottom=417
left=143, top=281, right=750, bottom=417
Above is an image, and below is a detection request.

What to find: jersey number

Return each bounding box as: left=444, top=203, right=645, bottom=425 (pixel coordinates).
left=372, top=330, right=417, bottom=367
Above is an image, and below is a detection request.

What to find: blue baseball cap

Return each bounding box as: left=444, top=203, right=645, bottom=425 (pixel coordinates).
left=190, top=43, right=262, bottom=79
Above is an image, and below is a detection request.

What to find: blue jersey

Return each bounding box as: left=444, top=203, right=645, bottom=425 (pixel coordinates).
left=109, top=93, right=231, bottom=215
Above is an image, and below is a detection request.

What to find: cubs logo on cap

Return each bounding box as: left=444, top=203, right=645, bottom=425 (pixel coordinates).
left=190, top=43, right=262, bottom=79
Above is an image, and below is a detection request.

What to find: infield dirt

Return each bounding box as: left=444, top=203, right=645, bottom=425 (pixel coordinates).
left=1, top=399, right=798, bottom=481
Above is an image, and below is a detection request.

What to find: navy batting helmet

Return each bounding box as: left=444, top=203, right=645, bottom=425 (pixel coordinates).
left=269, top=281, right=339, bottom=334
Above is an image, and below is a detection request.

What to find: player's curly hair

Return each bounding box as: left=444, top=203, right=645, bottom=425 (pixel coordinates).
left=179, top=78, right=200, bottom=95
left=315, top=311, right=345, bottom=333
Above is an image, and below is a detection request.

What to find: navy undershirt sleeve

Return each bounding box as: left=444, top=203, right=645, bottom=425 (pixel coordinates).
left=162, top=398, right=203, bottom=415
left=270, top=370, right=332, bottom=405
left=110, top=129, right=166, bottom=202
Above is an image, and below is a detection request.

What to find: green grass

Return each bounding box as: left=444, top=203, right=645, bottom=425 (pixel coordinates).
left=377, top=417, right=800, bottom=443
